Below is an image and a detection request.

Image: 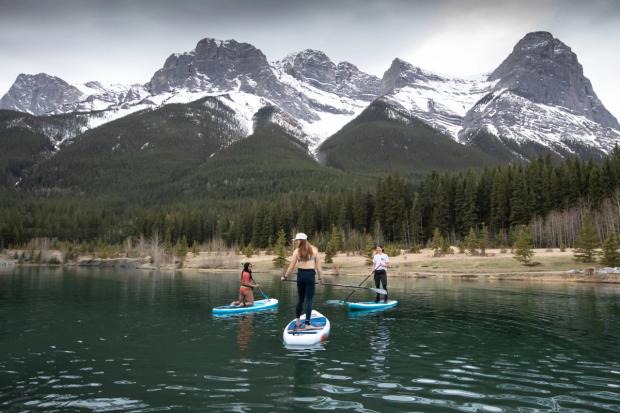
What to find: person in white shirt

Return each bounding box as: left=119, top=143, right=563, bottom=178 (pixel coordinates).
left=372, top=245, right=389, bottom=303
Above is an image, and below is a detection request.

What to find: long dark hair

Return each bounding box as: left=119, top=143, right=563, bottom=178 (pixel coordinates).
left=241, top=262, right=253, bottom=281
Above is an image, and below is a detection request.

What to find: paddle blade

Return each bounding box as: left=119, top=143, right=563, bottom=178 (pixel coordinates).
left=370, top=288, right=388, bottom=295
left=325, top=299, right=346, bottom=306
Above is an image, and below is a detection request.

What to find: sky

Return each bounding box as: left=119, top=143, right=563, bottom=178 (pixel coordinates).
left=1, top=0, right=619, bottom=117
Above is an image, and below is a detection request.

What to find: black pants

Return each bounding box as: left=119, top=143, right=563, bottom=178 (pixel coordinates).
left=296, top=269, right=316, bottom=323
left=374, top=270, right=387, bottom=302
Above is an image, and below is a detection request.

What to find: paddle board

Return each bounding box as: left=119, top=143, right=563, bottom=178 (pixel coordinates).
left=282, top=310, right=330, bottom=346
left=212, top=298, right=278, bottom=315
left=347, top=300, right=398, bottom=311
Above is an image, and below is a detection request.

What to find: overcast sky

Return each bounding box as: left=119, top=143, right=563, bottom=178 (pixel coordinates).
left=1, top=0, right=619, bottom=117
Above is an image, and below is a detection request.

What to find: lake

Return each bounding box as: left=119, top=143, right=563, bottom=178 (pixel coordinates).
left=1, top=267, right=619, bottom=412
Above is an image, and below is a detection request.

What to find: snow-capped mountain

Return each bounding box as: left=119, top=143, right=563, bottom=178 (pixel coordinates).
left=0, top=73, right=84, bottom=116
left=378, top=32, right=620, bottom=159
left=1, top=31, right=619, bottom=162
left=379, top=58, right=492, bottom=139
left=0, top=73, right=150, bottom=116
left=275, top=49, right=380, bottom=101
left=460, top=32, right=620, bottom=159
left=147, top=39, right=380, bottom=149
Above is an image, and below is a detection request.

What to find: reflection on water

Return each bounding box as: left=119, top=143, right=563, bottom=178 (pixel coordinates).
left=236, top=315, right=254, bottom=353
left=369, top=322, right=391, bottom=374
left=0, top=267, right=619, bottom=412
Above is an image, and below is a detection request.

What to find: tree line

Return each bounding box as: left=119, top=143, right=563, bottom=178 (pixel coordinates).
left=1, top=147, right=620, bottom=251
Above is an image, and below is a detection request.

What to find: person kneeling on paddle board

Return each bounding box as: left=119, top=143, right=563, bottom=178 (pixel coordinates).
left=281, top=233, right=323, bottom=329
left=372, top=245, right=389, bottom=303
left=231, top=262, right=259, bottom=307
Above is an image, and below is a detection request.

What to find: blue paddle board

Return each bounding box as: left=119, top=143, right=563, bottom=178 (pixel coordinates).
left=212, top=298, right=278, bottom=315
left=347, top=300, right=398, bottom=311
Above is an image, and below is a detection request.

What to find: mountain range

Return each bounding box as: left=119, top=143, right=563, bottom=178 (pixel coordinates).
left=1, top=31, right=619, bottom=193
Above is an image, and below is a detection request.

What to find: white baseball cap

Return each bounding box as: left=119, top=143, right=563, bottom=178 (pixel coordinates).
left=293, top=232, right=308, bottom=240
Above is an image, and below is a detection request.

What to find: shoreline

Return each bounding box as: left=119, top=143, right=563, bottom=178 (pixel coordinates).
left=2, top=249, right=620, bottom=284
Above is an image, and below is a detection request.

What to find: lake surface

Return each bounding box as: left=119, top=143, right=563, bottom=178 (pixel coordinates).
left=1, top=267, right=619, bottom=412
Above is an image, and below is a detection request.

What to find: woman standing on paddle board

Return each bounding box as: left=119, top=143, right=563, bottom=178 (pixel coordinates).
left=372, top=245, right=389, bottom=303
left=230, top=262, right=259, bottom=307
left=281, top=233, right=323, bottom=329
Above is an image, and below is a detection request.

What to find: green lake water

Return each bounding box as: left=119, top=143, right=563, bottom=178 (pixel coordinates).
left=1, top=267, right=619, bottom=412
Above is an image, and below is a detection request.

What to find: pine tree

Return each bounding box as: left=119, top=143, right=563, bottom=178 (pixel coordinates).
left=325, top=226, right=340, bottom=264
left=479, top=223, right=489, bottom=256
left=513, top=225, right=534, bottom=265
left=329, top=225, right=343, bottom=252
left=465, top=227, right=479, bottom=255
left=440, top=237, right=452, bottom=255
left=573, top=215, right=599, bottom=263
left=510, top=171, right=530, bottom=226
left=600, top=233, right=620, bottom=267
left=244, top=243, right=255, bottom=258
left=272, top=229, right=289, bottom=268
left=325, top=241, right=335, bottom=264
left=431, top=228, right=444, bottom=257
left=176, top=236, right=189, bottom=260
left=364, top=234, right=374, bottom=265
left=191, top=240, right=199, bottom=255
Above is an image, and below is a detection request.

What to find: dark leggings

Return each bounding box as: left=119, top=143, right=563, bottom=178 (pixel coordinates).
left=296, top=269, right=316, bottom=323
left=374, top=270, right=387, bottom=302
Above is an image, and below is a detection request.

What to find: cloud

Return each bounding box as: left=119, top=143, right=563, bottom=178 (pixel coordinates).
left=402, top=0, right=554, bottom=75
left=0, top=0, right=618, bottom=117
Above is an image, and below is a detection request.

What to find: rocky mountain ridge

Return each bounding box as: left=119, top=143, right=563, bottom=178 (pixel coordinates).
left=1, top=31, right=619, bottom=162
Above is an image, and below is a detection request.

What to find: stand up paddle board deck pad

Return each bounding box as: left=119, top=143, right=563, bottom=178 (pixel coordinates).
left=283, top=310, right=330, bottom=346
left=347, top=300, right=398, bottom=311
left=212, top=298, right=278, bottom=315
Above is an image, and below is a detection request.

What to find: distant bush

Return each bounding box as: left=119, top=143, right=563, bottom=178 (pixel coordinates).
left=384, top=244, right=400, bottom=257
left=409, top=244, right=421, bottom=253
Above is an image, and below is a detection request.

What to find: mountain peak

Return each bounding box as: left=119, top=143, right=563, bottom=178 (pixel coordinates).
left=149, top=37, right=271, bottom=94
left=380, top=58, right=443, bottom=95
left=490, top=31, right=619, bottom=129
left=276, top=49, right=336, bottom=91
left=0, top=73, right=84, bottom=115
left=275, top=49, right=380, bottom=101
left=289, top=49, right=333, bottom=62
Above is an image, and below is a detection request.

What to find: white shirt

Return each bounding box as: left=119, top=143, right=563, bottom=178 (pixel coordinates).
left=373, top=253, right=389, bottom=271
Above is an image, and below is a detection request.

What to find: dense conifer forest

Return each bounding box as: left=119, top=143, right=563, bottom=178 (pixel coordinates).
left=2, top=146, right=619, bottom=252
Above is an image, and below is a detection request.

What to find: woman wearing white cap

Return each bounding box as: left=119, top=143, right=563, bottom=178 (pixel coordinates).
left=281, top=232, right=323, bottom=329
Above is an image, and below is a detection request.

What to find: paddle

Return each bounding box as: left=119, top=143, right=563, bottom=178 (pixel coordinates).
left=256, top=285, right=270, bottom=299
left=342, top=270, right=375, bottom=303
left=282, top=278, right=387, bottom=295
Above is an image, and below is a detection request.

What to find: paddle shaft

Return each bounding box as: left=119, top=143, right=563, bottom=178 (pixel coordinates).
left=342, top=270, right=374, bottom=302
left=256, top=285, right=269, bottom=299
left=282, top=278, right=386, bottom=294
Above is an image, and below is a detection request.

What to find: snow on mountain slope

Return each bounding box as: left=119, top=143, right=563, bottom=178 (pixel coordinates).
left=381, top=70, right=493, bottom=139
left=271, top=57, right=372, bottom=147
left=460, top=90, right=620, bottom=156
left=3, top=41, right=381, bottom=153
left=70, top=82, right=150, bottom=113
left=3, top=32, right=619, bottom=161
left=377, top=32, right=620, bottom=158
